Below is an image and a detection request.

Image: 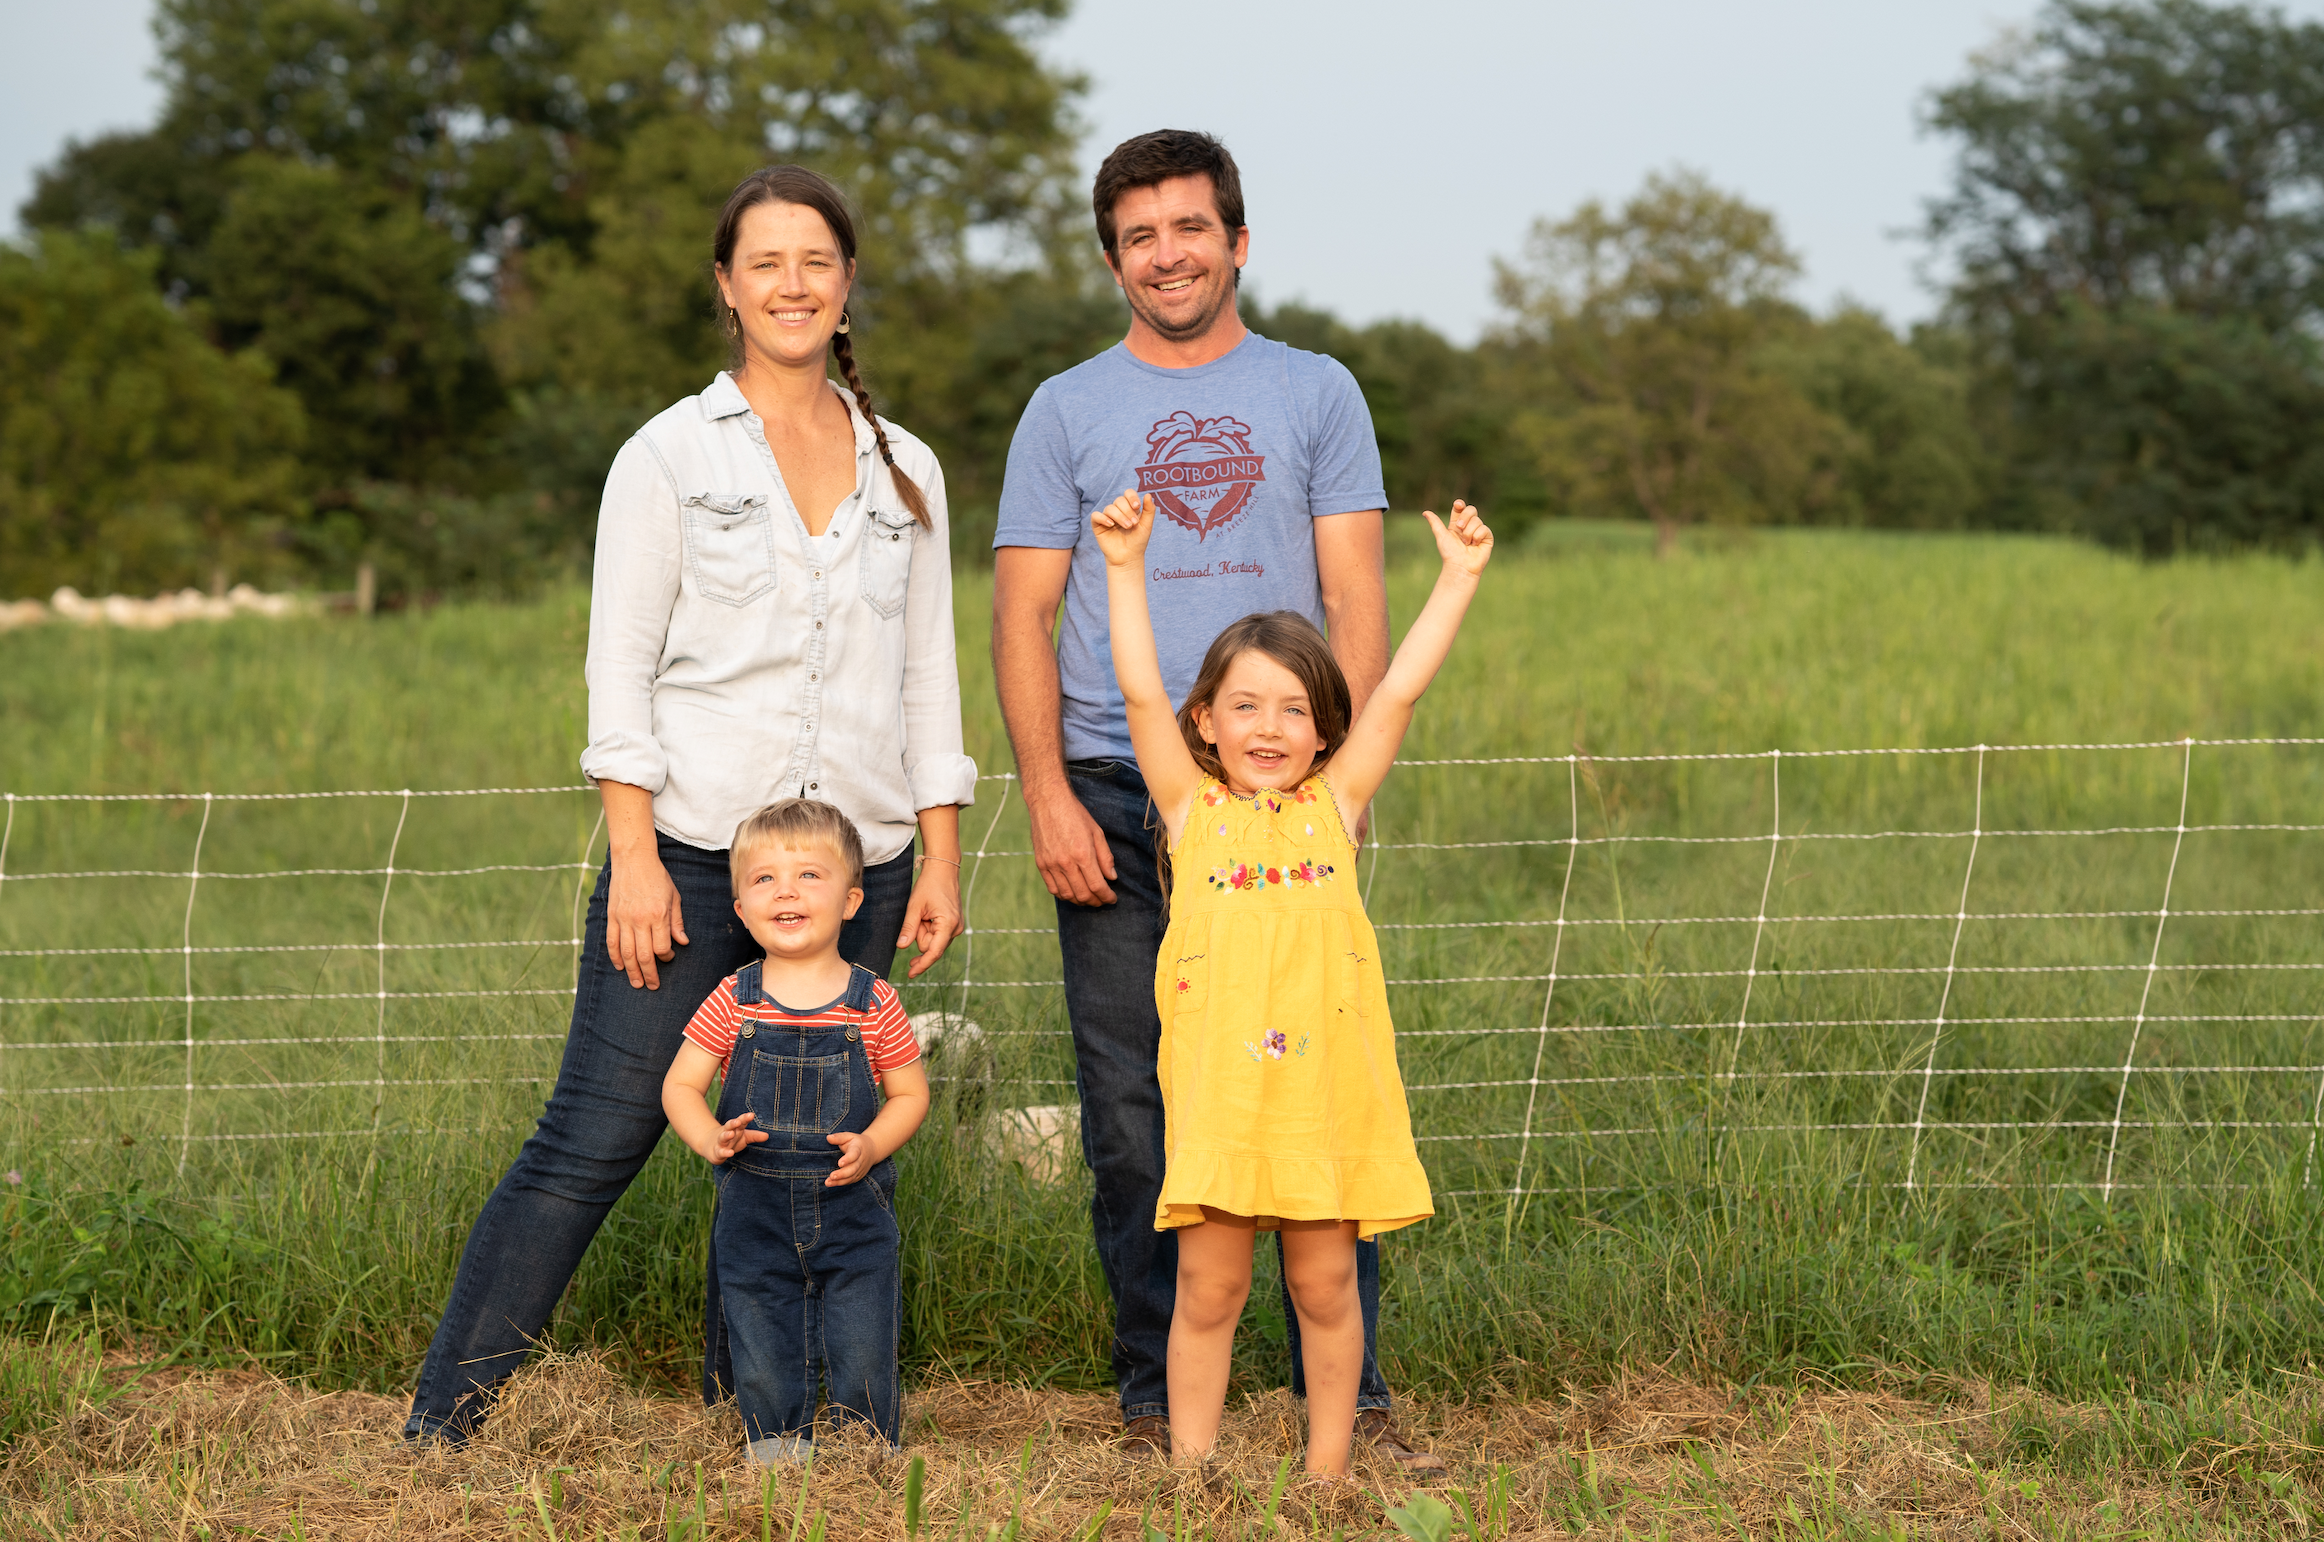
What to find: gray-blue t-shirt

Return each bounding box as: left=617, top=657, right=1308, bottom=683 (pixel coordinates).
left=995, top=333, right=1388, bottom=763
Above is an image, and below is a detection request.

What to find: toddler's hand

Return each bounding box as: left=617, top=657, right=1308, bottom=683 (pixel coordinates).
left=1090, top=489, right=1157, bottom=568
left=707, top=1111, right=767, bottom=1164
left=1421, top=500, right=1493, bottom=578
left=826, top=1130, right=874, bottom=1186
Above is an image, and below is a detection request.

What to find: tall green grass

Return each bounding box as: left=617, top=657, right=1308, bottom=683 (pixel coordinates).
left=3, top=522, right=2321, bottom=1405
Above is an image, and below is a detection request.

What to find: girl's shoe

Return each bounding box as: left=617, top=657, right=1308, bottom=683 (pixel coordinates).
left=1354, top=1409, right=1446, bottom=1472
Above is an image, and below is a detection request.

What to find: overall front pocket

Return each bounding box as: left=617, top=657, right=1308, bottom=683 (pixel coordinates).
left=743, top=1048, right=852, bottom=1134
left=859, top=507, right=917, bottom=618
left=682, top=491, right=776, bottom=605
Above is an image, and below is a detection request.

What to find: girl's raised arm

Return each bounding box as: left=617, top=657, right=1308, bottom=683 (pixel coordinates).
left=1327, top=502, right=1494, bottom=815
left=1093, top=492, right=1204, bottom=840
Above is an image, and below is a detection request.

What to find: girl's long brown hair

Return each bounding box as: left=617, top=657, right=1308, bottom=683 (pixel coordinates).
left=711, top=165, right=932, bottom=528
left=1158, top=611, right=1353, bottom=905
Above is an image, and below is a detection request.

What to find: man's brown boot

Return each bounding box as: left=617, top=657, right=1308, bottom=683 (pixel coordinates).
left=1354, top=1408, right=1446, bottom=1472
left=1120, top=1414, right=1171, bottom=1459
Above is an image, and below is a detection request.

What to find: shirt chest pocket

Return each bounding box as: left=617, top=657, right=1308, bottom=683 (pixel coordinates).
left=859, top=507, right=918, bottom=618
left=682, top=491, right=775, bottom=606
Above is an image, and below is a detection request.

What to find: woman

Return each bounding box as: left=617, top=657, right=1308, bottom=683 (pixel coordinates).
left=404, top=166, right=975, bottom=1443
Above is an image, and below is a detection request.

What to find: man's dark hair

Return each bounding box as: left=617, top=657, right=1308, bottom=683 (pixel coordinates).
left=1091, top=130, right=1246, bottom=263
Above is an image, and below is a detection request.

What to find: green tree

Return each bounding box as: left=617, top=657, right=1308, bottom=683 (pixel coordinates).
left=202, top=156, right=501, bottom=489
left=0, top=232, right=306, bottom=597
left=23, top=0, right=1085, bottom=574
left=1924, top=0, right=2324, bottom=550
left=1494, top=170, right=1840, bottom=554
left=1759, top=309, right=1992, bottom=529
left=2007, top=300, right=2324, bottom=550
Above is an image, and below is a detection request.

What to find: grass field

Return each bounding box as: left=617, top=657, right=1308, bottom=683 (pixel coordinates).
left=15, top=1348, right=2324, bottom=1539
left=5, top=521, right=2324, bottom=1534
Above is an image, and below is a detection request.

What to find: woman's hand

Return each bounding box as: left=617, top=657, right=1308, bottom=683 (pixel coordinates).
left=897, top=856, right=964, bottom=978
left=607, top=845, right=689, bottom=990
left=1420, top=499, right=1494, bottom=579
left=1090, top=489, right=1158, bottom=568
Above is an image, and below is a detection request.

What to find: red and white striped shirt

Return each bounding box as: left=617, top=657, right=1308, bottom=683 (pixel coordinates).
left=683, top=971, right=920, bottom=1083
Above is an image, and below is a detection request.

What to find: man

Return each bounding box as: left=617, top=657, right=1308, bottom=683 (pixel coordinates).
left=992, top=128, right=1442, bottom=1469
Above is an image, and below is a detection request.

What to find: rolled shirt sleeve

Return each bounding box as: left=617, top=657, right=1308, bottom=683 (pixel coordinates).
left=899, top=455, right=979, bottom=812
left=579, top=436, right=683, bottom=795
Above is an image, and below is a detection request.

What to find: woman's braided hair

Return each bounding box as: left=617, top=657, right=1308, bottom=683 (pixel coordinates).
left=712, top=165, right=931, bottom=528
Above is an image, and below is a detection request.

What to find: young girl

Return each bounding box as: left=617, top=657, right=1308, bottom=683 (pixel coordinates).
left=1089, top=490, right=1494, bottom=1478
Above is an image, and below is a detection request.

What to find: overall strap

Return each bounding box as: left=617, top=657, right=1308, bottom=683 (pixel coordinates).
left=732, top=959, right=765, bottom=1007
left=842, top=963, right=879, bottom=1015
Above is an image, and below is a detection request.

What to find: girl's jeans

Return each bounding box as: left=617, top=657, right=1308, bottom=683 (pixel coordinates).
left=713, top=961, right=903, bottom=1457
left=401, top=834, right=913, bottom=1443
left=1057, top=758, right=1392, bottom=1424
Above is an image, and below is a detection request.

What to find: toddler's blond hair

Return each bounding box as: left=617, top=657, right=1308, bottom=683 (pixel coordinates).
left=728, top=799, right=865, bottom=894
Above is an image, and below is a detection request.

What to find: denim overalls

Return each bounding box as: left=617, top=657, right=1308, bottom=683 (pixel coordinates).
left=713, top=961, right=902, bottom=1461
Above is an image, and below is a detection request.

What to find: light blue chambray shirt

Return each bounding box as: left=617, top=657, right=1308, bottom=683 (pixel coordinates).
left=581, top=374, right=976, bottom=863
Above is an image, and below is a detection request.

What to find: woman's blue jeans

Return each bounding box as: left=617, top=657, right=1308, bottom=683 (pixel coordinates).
left=402, top=833, right=913, bottom=1443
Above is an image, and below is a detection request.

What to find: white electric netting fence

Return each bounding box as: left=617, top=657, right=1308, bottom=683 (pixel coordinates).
left=2, top=735, right=2320, bottom=1200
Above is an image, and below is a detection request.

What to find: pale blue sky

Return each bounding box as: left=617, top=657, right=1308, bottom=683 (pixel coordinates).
left=12, top=1, right=2324, bottom=340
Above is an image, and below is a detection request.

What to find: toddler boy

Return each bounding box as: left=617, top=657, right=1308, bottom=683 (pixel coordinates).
left=663, top=798, right=929, bottom=1463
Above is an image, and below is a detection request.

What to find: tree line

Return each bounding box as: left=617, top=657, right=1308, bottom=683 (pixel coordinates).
left=4, top=0, right=2319, bottom=602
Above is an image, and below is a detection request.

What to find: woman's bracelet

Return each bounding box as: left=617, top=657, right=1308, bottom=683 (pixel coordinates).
left=918, top=855, right=961, bottom=870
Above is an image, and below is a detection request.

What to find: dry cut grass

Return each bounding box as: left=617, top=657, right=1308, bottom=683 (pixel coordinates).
left=8, top=1352, right=2318, bottom=1539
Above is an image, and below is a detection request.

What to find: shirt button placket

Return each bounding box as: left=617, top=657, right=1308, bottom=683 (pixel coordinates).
left=794, top=562, right=828, bottom=797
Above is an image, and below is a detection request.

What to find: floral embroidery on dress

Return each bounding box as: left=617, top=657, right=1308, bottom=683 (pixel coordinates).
left=1241, top=1031, right=1305, bottom=1064
left=1206, top=855, right=1337, bottom=892
left=1217, top=783, right=1294, bottom=815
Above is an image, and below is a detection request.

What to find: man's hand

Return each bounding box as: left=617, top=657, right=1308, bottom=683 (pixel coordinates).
left=1027, top=783, right=1118, bottom=906
left=707, top=1111, right=767, bottom=1164
left=1090, top=489, right=1157, bottom=568
left=992, top=544, right=1117, bottom=905
left=607, top=848, right=688, bottom=989
left=827, top=1129, right=877, bottom=1185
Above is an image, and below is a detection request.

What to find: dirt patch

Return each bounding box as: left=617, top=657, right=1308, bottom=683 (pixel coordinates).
left=0, top=1354, right=2306, bottom=1538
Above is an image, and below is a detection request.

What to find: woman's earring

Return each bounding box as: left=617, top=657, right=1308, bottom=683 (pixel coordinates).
left=721, top=305, right=740, bottom=339
left=835, top=310, right=851, bottom=335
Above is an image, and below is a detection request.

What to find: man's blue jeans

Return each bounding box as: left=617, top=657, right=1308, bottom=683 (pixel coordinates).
left=1057, top=759, right=1391, bottom=1423
left=402, top=834, right=913, bottom=1443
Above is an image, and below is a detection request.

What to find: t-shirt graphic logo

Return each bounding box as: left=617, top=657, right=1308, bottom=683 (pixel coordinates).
left=1135, top=411, right=1268, bottom=541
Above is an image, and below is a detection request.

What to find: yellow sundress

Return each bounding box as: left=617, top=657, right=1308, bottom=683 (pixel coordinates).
left=1153, top=773, right=1433, bottom=1240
